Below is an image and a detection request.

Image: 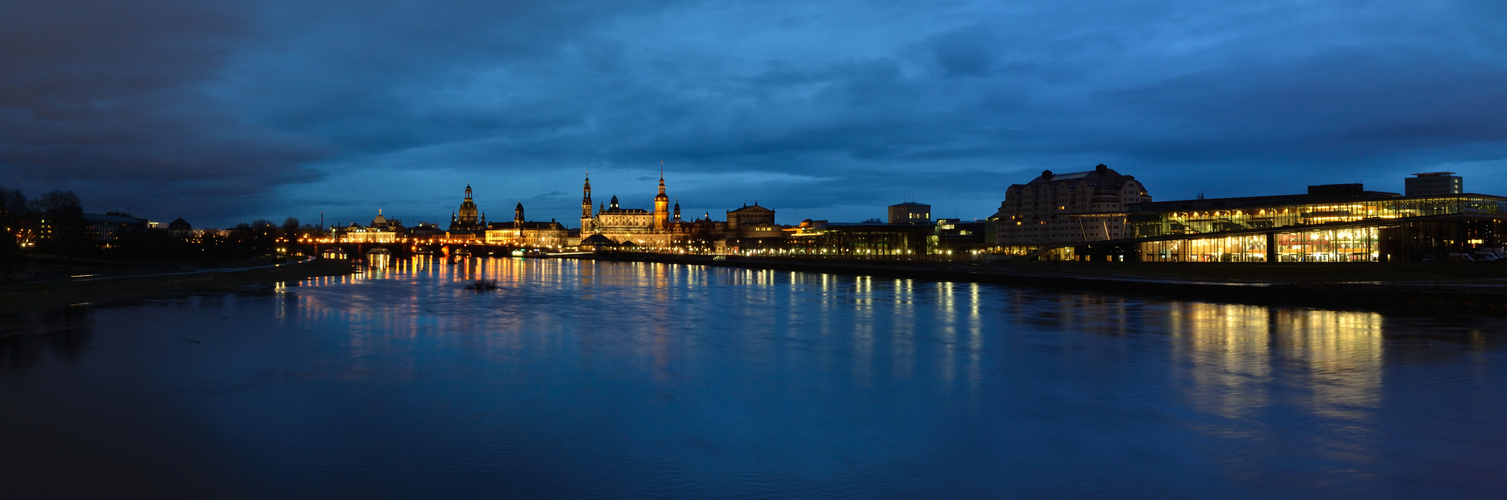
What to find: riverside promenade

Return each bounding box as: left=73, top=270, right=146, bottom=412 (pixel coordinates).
left=589, top=253, right=1507, bottom=312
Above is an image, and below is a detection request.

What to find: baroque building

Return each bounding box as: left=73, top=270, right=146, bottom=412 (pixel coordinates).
left=449, top=184, right=487, bottom=233
left=579, top=170, right=695, bottom=249
left=485, top=202, right=569, bottom=248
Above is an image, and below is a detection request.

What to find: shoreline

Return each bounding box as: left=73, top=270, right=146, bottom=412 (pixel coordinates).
left=9, top=252, right=1506, bottom=319
left=587, top=253, right=1507, bottom=313
left=0, top=258, right=356, bottom=316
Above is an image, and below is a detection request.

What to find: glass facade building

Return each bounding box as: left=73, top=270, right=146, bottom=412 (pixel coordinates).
left=1074, top=187, right=1507, bottom=263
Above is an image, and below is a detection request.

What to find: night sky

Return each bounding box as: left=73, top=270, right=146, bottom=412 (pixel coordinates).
left=3, top=1, right=1504, bottom=228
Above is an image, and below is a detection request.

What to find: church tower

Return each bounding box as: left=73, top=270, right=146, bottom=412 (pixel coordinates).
left=581, top=173, right=594, bottom=233
left=653, top=166, right=669, bottom=230
left=515, top=202, right=525, bottom=237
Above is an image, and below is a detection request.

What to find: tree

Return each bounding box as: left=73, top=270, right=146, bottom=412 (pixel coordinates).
left=0, top=182, right=26, bottom=222
left=28, top=190, right=82, bottom=215
left=28, top=190, right=86, bottom=261
left=283, top=217, right=300, bottom=238
left=0, top=184, right=27, bottom=267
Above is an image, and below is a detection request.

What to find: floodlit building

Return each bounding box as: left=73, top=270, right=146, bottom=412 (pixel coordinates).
left=726, top=203, right=780, bottom=239
left=337, top=210, right=399, bottom=243
left=448, top=184, right=486, bottom=233
left=485, top=202, right=569, bottom=248
left=579, top=171, right=693, bottom=249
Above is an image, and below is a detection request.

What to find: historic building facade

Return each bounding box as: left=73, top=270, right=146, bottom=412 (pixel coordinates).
left=449, top=184, right=486, bottom=233
left=579, top=171, right=688, bottom=249
left=338, top=210, right=399, bottom=243
left=485, top=202, right=569, bottom=248
left=726, top=203, right=781, bottom=239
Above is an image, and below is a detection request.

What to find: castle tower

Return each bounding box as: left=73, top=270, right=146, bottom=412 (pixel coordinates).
left=581, top=173, right=594, bottom=233
left=654, top=166, right=669, bottom=230
left=673, top=197, right=681, bottom=223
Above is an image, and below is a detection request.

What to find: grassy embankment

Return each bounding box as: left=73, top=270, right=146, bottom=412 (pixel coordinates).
left=0, top=257, right=356, bottom=314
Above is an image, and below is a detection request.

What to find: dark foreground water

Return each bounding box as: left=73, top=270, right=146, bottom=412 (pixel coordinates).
left=3, top=257, right=1506, bottom=498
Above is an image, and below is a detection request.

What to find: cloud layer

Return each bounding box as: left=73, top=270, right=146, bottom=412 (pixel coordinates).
left=3, top=0, right=1504, bottom=226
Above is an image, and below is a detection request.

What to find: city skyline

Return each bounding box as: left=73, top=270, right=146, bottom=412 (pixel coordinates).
left=4, top=1, right=1505, bottom=228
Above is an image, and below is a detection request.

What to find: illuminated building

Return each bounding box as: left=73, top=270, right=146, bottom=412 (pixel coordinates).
left=83, top=211, right=148, bottom=241
left=337, top=210, right=399, bottom=243
left=1068, top=179, right=1507, bottom=263
left=578, top=170, right=692, bottom=249
left=932, top=218, right=986, bottom=254
left=887, top=202, right=931, bottom=225
left=448, top=184, right=487, bottom=233
left=783, top=219, right=931, bottom=257
left=485, top=202, right=569, bottom=248
left=988, top=164, right=1151, bottom=246
left=726, top=203, right=779, bottom=239
left=167, top=217, right=197, bottom=241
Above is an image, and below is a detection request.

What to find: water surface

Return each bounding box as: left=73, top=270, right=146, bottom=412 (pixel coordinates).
left=3, top=257, right=1505, bottom=498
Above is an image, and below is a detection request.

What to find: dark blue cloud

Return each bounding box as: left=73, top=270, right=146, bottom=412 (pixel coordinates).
left=2, top=0, right=1504, bottom=227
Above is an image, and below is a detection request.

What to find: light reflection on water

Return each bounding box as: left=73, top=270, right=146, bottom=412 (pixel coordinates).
left=2, top=256, right=1506, bottom=498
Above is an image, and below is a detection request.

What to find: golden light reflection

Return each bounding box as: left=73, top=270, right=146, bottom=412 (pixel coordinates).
left=1168, top=302, right=1383, bottom=468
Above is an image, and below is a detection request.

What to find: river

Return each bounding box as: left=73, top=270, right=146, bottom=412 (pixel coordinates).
left=3, top=257, right=1505, bottom=498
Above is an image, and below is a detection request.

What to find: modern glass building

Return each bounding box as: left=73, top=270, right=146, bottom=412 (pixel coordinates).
left=1071, top=183, right=1507, bottom=263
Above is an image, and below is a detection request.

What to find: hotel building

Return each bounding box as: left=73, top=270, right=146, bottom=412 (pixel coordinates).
left=988, top=164, right=1151, bottom=247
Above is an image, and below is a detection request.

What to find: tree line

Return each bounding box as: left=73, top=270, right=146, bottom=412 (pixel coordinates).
left=1, top=182, right=311, bottom=271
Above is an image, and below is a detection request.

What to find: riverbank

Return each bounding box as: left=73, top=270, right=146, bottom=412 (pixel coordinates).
left=0, top=258, right=356, bottom=315
left=589, top=253, right=1507, bottom=312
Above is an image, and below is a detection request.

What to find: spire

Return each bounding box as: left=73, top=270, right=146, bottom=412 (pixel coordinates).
left=658, top=161, right=666, bottom=196
left=465, top=184, right=472, bottom=200
left=582, top=171, right=593, bottom=219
